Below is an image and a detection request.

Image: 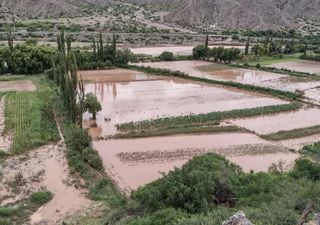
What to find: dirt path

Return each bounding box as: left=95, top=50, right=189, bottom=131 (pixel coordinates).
left=0, top=96, right=12, bottom=152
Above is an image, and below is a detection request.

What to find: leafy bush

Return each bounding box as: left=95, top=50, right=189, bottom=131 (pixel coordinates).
left=30, top=191, right=53, bottom=205
left=133, top=153, right=241, bottom=213
left=159, top=51, right=174, bottom=61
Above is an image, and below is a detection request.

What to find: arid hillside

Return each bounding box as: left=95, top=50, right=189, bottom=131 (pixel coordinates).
left=0, top=0, right=320, bottom=30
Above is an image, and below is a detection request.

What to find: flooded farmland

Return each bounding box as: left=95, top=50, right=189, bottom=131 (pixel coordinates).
left=138, top=61, right=320, bottom=103
left=270, top=60, right=320, bottom=75
left=94, top=133, right=297, bottom=193
left=80, top=69, right=287, bottom=136
left=79, top=68, right=304, bottom=194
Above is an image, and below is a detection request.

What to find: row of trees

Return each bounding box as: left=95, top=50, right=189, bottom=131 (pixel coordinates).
left=0, top=34, right=56, bottom=74
left=49, top=31, right=102, bottom=124
left=193, top=45, right=241, bottom=64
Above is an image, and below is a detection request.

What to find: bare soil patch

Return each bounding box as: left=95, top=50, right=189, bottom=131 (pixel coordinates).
left=0, top=80, right=36, bottom=92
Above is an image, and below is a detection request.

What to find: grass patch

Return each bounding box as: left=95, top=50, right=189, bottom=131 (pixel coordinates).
left=116, top=102, right=301, bottom=132
left=5, top=90, right=59, bottom=153
left=262, top=125, right=320, bottom=141
left=123, top=65, right=301, bottom=101
left=113, top=125, right=244, bottom=139
left=89, top=178, right=126, bottom=208
left=0, top=75, right=27, bottom=82
left=243, top=54, right=301, bottom=65
left=0, top=191, right=53, bottom=225
left=195, top=63, right=231, bottom=72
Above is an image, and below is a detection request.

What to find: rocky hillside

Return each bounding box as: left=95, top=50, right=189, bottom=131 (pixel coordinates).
left=1, top=0, right=319, bottom=30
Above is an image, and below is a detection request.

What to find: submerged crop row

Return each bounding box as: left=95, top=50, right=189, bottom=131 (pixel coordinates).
left=116, top=102, right=301, bottom=132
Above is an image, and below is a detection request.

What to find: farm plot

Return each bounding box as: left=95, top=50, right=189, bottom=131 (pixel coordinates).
left=81, top=69, right=288, bottom=136
left=138, top=61, right=320, bottom=103
left=94, top=133, right=297, bottom=194
left=269, top=60, right=320, bottom=75
left=5, top=92, right=59, bottom=153
left=230, top=107, right=320, bottom=136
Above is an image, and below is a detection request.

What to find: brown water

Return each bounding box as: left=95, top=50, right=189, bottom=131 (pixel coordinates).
left=94, top=133, right=297, bottom=193
left=278, top=134, right=320, bottom=151
left=270, top=60, right=320, bottom=74
left=230, top=107, right=320, bottom=135
left=138, top=61, right=320, bottom=103
left=81, top=69, right=286, bottom=136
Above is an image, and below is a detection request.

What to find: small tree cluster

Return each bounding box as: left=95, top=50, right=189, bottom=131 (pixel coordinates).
left=193, top=45, right=241, bottom=64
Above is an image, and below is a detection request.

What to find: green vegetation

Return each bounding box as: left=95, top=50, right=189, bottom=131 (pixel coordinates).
left=0, top=33, right=56, bottom=74
left=300, top=54, right=320, bottom=62
left=0, top=191, right=53, bottom=225
left=0, top=75, right=27, bottom=81
left=89, top=178, right=126, bottom=208
left=195, top=63, right=230, bottom=72
left=4, top=82, right=59, bottom=154
left=301, top=142, right=320, bottom=162
left=117, top=102, right=301, bottom=132
left=113, top=125, right=243, bottom=139
left=262, top=125, right=320, bottom=141
left=126, top=153, right=320, bottom=225
left=84, top=93, right=102, bottom=120
left=193, top=45, right=241, bottom=64
left=124, top=65, right=301, bottom=100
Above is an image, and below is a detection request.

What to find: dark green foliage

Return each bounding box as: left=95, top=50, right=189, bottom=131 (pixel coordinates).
left=89, top=178, right=126, bottom=207
left=301, top=142, right=320, bottom=161
left=300, top=54, right=320, bottom=62
left=131, top=154, right=320, bottom=225
left=0, top=42, right=56, bottom=75
left=192, top=45, right=207, bottom=59
left=159, top=51, right=174, bottom=61
left=128, top=208, right=188, bottom=225
left=133, top=154, right=241, bottom=213
left=64, top=124, right=104, bottom=178
left=30, top=191, right=53, bottom=205
left=84, top=93, right=102, bottom=120
left=291, top=159, right=320, bottom=181
left=245, top=37, right=250, bottom=55
left=193, top=45, right=241, bottom=63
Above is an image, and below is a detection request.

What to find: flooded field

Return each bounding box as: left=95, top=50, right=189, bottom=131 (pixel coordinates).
left=94, top=133, right=297, bottom=193
left=138, top=61, right=320, bottom=103
left=131, top=45, right=245, bottom=56
left=270, top=60, right=320, bottom=74
left=80, top=69, right=287, bottom=136
left=230, top=107, right=320, bottom=135
left=0, top=80, right=36, bottom=92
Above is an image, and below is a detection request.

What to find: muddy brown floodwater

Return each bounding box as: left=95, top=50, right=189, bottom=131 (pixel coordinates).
left=0, top=80, right=36, bottom=92
left=94, top=133, right=298, bottom=194
left=79, top=69, right=287, bottom=136
left=138, top=61, right=320, bottom=104
left=230, top=107, right=320, bottom=135
left=270, top=60, right=320, bottom=75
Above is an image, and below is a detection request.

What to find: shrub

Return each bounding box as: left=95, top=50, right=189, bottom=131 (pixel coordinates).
left=30, top=191, right=53, bottom=205
left=159, top=51, right=174, bottom=61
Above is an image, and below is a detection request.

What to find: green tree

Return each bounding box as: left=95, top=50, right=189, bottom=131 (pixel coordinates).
left=245, top=37, right=250, bottom=55
left=84, top=93, right=102, bottom=120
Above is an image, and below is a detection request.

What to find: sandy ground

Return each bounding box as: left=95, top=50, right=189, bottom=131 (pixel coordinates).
left=230, top=107, right=320, bottom=135
left=94, top=133, right=297, bottom=194
left=0, top=142, right=92, bottom=224
left=270, top=60, right=320, bottom=75
left=0, top=80, right=36, bottom=92
left=81, top=69, right=287, bottom=136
